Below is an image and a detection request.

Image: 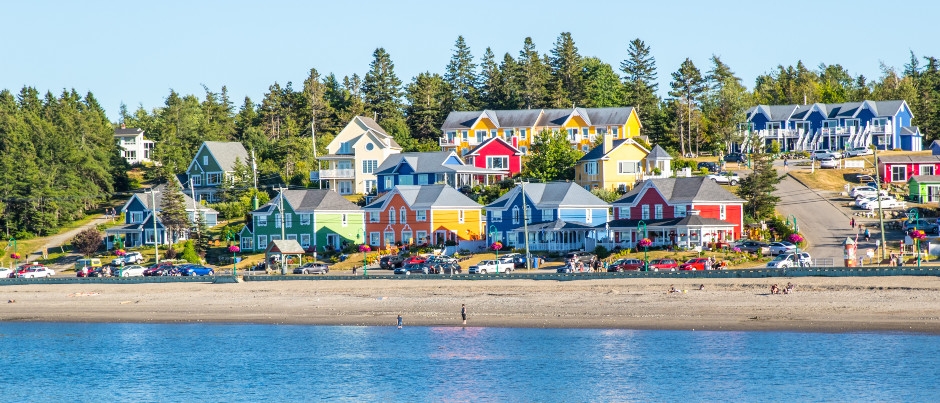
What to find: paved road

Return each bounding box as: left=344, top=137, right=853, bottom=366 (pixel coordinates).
left=33, top=215, right=110, bottom=270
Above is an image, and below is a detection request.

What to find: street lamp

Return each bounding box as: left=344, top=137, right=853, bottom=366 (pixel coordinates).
left=490, top=225, right=499, bottom=274
left=358, top=232, right=369, bottom=276
left=908, top=208, right=921, bottom=268
left=637, top=221, right=648, bottom=271
left=7, top=237, right=18, bottom=266
left=227, top=232, right=239, bottom=277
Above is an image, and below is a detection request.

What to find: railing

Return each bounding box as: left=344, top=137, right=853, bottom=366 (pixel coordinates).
left=439, top=137, right=457, bottom=146
left=318, top=169, right=355, bottom=179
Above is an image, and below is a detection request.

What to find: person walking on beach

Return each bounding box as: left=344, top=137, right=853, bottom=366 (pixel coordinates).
left=850, top=217, right=856, bottom=228
left=461, top=304, right=467, bottom=325
left=397, top=314, right=403, bottom=329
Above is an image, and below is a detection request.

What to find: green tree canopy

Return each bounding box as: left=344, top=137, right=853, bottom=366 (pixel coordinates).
left=522, top=129, right=583, bottom=181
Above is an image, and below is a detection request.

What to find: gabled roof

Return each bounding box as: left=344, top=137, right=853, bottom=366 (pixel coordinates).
left=900, top=126, right=922, bottom=136
left=266, top=239, right=305, bottom=254
left=908, top=175, right=940, bottom=183
left=928, top=140, right=940, bottom=150
left=268, top=189, right=361, bottom=213
left=486, top=182, right=609, bottom=210
left=878, top=155, right=940, bottom=164
left=647, top=145, right=672, bottom=160
left=376, top=151, right=458, bottom=174
left=114, top=127, right=144, bottom=136
left=613, top=177, right=744, bottom=205
left=464, top=137, right=523, bottom=157
left=522, top=218, right=596, bottom=232
left=748, top=100, right=913, bottom=122
left=578, top=139, right=651, bottom=162
left=201, top=141, right=249, bottom=172
left=584, top=107, right=637, bottom=126
left=440, top=107, right=637, bottom=130
left=364, top=185, right=481, bottom=210
left=127, top=182, right=218, bottom=214
left=354, top=116, right=401, bottom=149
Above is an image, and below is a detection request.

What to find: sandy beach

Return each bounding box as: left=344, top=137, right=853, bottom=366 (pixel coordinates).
left=2, top=276, right=940, bottom=333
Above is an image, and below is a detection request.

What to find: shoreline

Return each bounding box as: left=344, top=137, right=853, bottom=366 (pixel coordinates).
left=3, top=277, right=940, bottom=334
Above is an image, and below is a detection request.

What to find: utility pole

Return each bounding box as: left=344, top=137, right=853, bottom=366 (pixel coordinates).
left=521, top=181, right=531, bottom=271
left=251, top=149, right=258, bottom=190
left=277, top=184, right=287, bottom=275
left=146, top=188, right=160, bottom=263
left=874, top=141, right=887, bottom=260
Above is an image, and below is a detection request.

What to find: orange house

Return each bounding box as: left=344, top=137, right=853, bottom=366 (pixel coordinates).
left=363, top=185, right=483, bottom=248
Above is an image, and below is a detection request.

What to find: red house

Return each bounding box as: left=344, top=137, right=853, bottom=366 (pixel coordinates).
left=462, top=137, right=523, bottom=176
left=877, top=155, right=940, bottom=183
left=605, top=177, right=744, bottom=249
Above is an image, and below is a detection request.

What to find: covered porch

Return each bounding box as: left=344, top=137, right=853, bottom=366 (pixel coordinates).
left=599, top=214, right=736, bottom=251
left=506, top=219, right=595, bottom=252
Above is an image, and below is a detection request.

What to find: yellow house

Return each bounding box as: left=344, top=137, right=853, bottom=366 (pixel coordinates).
left=575, top=136, right=672, bottom=192
left=440, top=107, right=642, bottom=156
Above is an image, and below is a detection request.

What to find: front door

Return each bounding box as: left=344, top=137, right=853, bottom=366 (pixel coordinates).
left=326, top=234, right=340, bottom=251
left=928, top=186, right=940, bottom=202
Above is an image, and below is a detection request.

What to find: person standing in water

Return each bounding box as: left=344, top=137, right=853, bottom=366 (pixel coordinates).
left=397, top=314, right=403, bottom=329
left=461, top=304, right=467, bottom=325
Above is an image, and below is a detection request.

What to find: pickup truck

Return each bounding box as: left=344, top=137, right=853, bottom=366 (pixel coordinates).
left=468, top=260, right=514, bottom=274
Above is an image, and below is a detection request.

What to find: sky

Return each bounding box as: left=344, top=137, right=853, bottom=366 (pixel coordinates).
left=3, top=0, right=938, bottom=121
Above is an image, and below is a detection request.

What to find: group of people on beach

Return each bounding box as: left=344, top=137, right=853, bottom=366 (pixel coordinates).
left=771, top=282, right=795, bottom=295
left=567, top=257, right=600, bottom=272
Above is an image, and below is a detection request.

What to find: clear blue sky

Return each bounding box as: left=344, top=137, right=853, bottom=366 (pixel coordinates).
left=3, top=0, right=937, bottom=121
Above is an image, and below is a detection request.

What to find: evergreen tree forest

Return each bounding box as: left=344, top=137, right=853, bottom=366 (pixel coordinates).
left=3, top=32, right=940, bottom=238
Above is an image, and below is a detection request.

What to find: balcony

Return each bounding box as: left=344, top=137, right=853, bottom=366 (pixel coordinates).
left=440, top=137, right=457, bottom=146
left=318, top=169, right=355, bottom=179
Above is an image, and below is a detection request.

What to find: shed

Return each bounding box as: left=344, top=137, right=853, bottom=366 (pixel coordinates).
left=265, top=240, right=306, bottom=274
left=930, top=140, right=940, bottom=156
left=907, top=175, right=940, bottom=204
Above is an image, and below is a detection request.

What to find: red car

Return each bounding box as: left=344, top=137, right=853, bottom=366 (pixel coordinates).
left=607, top=258, right=645, bottom=272
left=404, top=256, right=427, bottom=265
left=679, top=258, right=709, bottom=271
left=648, top=259, right=679, bottom=271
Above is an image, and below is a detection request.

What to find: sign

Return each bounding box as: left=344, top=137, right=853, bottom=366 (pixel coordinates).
left=866, top=249, right=874, bottom=258
left=843, top=160, right=865, bottom=169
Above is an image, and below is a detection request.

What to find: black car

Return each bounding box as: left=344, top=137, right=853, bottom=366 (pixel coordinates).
left=736, top=241, right=767, bottom=254
left=724, top=153, right=747, bottom=163
left=697, top=162, right=719, bottom=173
left=293, top=263, right=330, bottom=275
left=393, top=264, right=428, bottom=275
left=380, top=255, right=405, bottom=270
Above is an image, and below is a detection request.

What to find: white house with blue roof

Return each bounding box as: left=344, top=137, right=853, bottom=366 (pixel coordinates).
left=738, top=100, right=922, bottom=152
left=484, top=182, right=609, bottom=252
left=375, top=151, right=505, bottom=194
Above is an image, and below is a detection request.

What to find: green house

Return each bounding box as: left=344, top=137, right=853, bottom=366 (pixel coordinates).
left=240, top=189, right=364, bottom=254
left=907, top=175, right=940, bottom=204
left=186, top=141, right=249, bottom=203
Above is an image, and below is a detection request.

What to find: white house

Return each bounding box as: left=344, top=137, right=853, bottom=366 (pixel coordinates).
left=114, top=125, right=154, bottom=165
left=316, top=116, right=402, bottom=195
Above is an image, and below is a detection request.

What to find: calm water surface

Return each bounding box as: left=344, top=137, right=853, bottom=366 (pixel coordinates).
left=0, top=322, right=937, bottom=402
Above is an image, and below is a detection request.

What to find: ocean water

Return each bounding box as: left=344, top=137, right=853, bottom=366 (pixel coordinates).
left=0, top=322, right=937, bottom=402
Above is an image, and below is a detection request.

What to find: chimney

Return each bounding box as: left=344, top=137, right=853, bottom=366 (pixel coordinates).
left=120, top=123, right=126, bottom=129
left=603, top=132, right=613, bottom=154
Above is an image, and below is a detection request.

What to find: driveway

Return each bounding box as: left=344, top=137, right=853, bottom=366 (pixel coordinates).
left=33, top=215, right=110, bottom=270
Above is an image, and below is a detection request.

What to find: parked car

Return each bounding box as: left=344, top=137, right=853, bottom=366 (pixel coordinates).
left=845, top=147, right=873, bottom=157
left=112, top=251, right=144, bottom=266
left=293, top=262, right=330, bottom=275
left=724, top=153, right=747, bottom=163
left=403, top=256, right=427, bottom=265
left=17, top=265, right=55, bottom=278
left=768, top=241, right=797, bottom=255
left=394, top=263, right=429, bottom=275
left=766, top=253, right=797, bottom=269
left=697, top=162, right=720, bottom=173
left=117, top=265, right=147, bottom=277
left=736, top=240, right=767, bottom=254
left=707, top=171, right=741, bottom=186
left=468, top=260, right=514, bottom=274
left=902, top=219, right=939, bottom=234
left=180, top=265, right=214, bottom=276
left=564, top=252, right=596, bottom=264
left=811, top=149, right=841, bottom=160
left=679, top=258, right=709, bottom=270
left=648, top=259, right=678, bottom=271
left=379, top=255, right=405, bottom=270
left=607, top=258, right=645, bottom=272
left=856, top=174, right=877, bottom=184
left=0, top=267, right=12, bottom=278
left=850, top=186, right=887, bottom=199
left=144, top=263, right=176, bottom=276
left=428, top=262, right=462, bottom=274
left=855, top=195, right=892, bottom=208
left=818, top=158, right=839, bottom=169
left=860, top=197, right=906, bottom=210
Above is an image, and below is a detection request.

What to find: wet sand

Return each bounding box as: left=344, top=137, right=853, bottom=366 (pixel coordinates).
left=2, top=277, right=939, bottom=333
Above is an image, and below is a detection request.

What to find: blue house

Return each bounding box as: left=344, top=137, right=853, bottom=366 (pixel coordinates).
left=374, top=151, right=505, bottom=194
left=484, top=182, right=609, bottom=252
left=105, top=182, right=218, bottom=249
left=739, top=100, right=922, bottom=152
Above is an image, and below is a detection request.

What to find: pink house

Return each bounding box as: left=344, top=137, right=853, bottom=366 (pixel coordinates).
left=878, top=155, right=940, bottom=183
left=462, top=137, right=523, bottom=176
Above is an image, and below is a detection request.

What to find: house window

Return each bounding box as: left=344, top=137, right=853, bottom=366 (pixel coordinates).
left=369, top=232, right=380, bottom=246
left=490, top=129, right=498, bottom=139
left=275, top=213, right=281, bottom=228
left=611, top=127, right=619, bottom=137
left=520, top=129, right=527, bottom=139
left=191, top=175, right=202, bottom=186
left=585, top=209, right=592, bottom=223
left=300, top=234, right=311, bottom=248
left=257, top=235, right=268, bottom=250
left=399, top=176, right=413, bottom=185
left=416, top=210, right=427, bottom=222
left=339, top=141, right=352, bottom=154
left=520, top=146, right=527, bottom=154
left=525, top=206, right=531, bottom=223
left=642, top=205, right=650, bottom=220
left=369, top=211, right=379, bottom=223
left=922, top=166, right=935, bottom=176
left=131, top=212, right=143, bottom=223
left=366, top=143, right=374, bottom=151
left=582, top=127, right=589, bottom=140
left=300, top=214, right=310, bottom=225
left=144, top=229, right=155, bottom=244
left=402, top=231, right=413, bottom=245
left=384, top=176, right=393, bottom=189
left=446, top=131, right=457, bottom=143
left=567, top=128, right=578, bottom=141
left=490, top=211, right=502, bottom=223
left=362, top=160, right=378, bottom=174
left=891, top=166, right=906, bottom=182
left=618, top=207, right=630, bottom=219
left=512, top=207, right=520, bottom=224
left=475, top=130, right=486, bottom=143
left=284, top=213, right=292, bottom=228
left=339, top=181, right=352, bottom=194
left=400, top=209, right=407, bottom=224
left=618, top=161, right=638, bottom=173
left=384, top=231, right=395, bottom=246
left=203, top=156, right=209, bottom=166
left=461, top=130, right=469, bottom=143
left=675, top=205, right=687, bottom=217
left=655, top=204, right=663, bottom=219
left=458, top=210, right=465, bottom=224
left=342, top=213, right=348, bottom=227
left=287, top=234, right=297, bottom=241
left=418, top=175, right=429, bottom=185
left=584, top=162, right=597, bottom=175
left=364, top=180, right=376, bottom=194
left=240, top=236, right=253, bottom=251
left=435, top=174, right=446, bottom=184
left=389, top=208, right=396, bottom=225
left=720, top=205, right=727, bottom=220
left=258, top=215, right=267, bottom=226
left=487, top=156, right=509, bottom=169
left=542, top=209, right=553, bottom=221
left=597, top=128, right=607, bottom=135
left=271, top=235, right=281, bottom=242
left=416, top=230, right=428, bottom=244
left=206, top=173, right=222, bottom=185
left=503, top=128, right=514, bottom=139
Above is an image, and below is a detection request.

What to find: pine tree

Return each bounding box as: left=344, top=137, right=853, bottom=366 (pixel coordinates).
left=478, top=47, right=501, bottom=109
left=159, top=175, right=189, bottom=244
left=192, top=210, right=210, bottom=255
left=736, top=153, right=781, bottom=220
left=669, top=58, right=706, bottom=156
left=620, top=39, right=660, bottom=118
left=549, top=32, right=583, bottom=107
left=405, top=72, right=450, bottom=140
left=362, top=47, right=404, bottom=123
left=703, top=56, right=750, bottom=154
left=497, top=53, right=523, bottom=109
left=581, top=57, right=623, bottom=107
left=444, top=35, right=478, bottom=111
left=517, top=37, right=549, bottom=109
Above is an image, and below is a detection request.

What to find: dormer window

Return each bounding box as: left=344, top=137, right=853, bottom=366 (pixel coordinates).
left=339, top=142, right=352, bottom=154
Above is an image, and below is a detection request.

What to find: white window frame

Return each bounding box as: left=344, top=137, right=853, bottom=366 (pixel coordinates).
left=206, top=172, right=222, bottom=185
left=339, top=181, right=352, bottom=195
left=240, top=236, right=253, bottom=251
left=131, top=212, right=143, bottom=223
left=300, top=214, right=311, bottom=226
left=362, top=160, right=378, bottom=174
left=490, top=211, right=502, bottom=222
left=654, top=204, right=663, bottom=220
left=369, top=232, right=380, bottom=246
left=675, top=205, right=687, bottom=217
left=275, top=213, right=281, bottom=228
left=520, top=128, right=527, bottom=139
left=585, top=209, right=592, bottom=223
left=401, top=230, right=413, bottom=245
left=642, top=205, right=650, bottom=220
left=512, top=207, right=520, bottom=224
left=475, top=130, right=486, bottom=143
left=525, top=206, right=531, bottom=224
left=584, top=162, right=597, bottom=175
left=618, top=207, right=630, bottom=219
left=284, top=213, right=292, bottom=228
left=203, top=156, right=209, bottom=166
left=384, top=231, right=395, bottom=246
left=342, top=213, right=348, bottom=227
left=369, top=211, right=379, bottom=223
left=191, top=175, right=202, bottom=186
left=416, top=230, right=428, bottom=244
left=258, top=215, right=267, bottom=226
left=618, top=161, right=639, bottom=174
left=891, top=165, right=906, bottom=182
left=416, top=210, right=427, bottom=222
left=542, top=209, right=553, bottom=221
left=922, top=165, right=935, bottom=176
left=400, top=209, right=407, bottom=224
left=287, top=234, right=297, bottom=241
left=384, top=176, right=393, bottom=189
left=389, top=208, right=396, bottom=225
left=300, top=234, right=311, bottom=248
left=720, top=205, right=727, bottom=220
left=486, top=156, right=509, bottom=170
left=582, top=127, right=589, bottom=140
left=257, top=235, right=268, bottom=250
left=399, top=176, right=413, bottom=186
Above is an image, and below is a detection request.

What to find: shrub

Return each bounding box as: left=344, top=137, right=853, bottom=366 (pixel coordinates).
left=593, top=245, right=611, bottom=259
left=180, top=240, right=200, bottom=264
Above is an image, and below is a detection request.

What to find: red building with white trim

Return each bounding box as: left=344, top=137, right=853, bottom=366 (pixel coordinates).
left=462, top=137, right=523, bottom=177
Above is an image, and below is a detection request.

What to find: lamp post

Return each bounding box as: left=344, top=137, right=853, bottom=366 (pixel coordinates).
left=908, top=208, right=921, bottom=268
left=490, top=225, right=499, bottom=274
left=358, top=232, right=368, bottom=277
left=8, top=237, right=17, bottom=266
left=637, top=220, right=648, bottom=271
left=227, top=232, right=239, bottom=277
